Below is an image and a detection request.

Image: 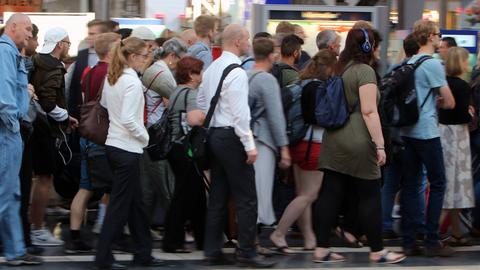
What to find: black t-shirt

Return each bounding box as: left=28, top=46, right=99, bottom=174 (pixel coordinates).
left=439, top=76, right=472, bottom=125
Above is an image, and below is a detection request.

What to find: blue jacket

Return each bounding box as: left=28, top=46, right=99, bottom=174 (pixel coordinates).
left=0, top=34, right=29, bottom=133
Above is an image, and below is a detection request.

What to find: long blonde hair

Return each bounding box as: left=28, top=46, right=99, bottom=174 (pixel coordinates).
left=107, top=37, right=147, bottom=85
left=445, top=47, right=469, bottom=77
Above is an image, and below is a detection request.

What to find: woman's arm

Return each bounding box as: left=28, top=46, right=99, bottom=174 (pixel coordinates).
left=359, top=83, right=386, bottom=166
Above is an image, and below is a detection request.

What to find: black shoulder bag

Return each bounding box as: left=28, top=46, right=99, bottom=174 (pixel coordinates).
left=185, top=63, right=240, bottom=170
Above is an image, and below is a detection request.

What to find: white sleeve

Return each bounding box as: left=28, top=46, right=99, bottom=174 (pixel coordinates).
left=224, top=69, right=255, bottom=151
left=47, top=105, right=69, bottom=121
left=119, top=82, right=148, bottom=144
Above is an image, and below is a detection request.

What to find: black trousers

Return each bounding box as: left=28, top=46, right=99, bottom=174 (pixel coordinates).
left=20, top=123, right=33, bottom=247
left=95, top=146, right=152, bottom=267
left=204, top=128, right=258, bottom=258
left=314, top=170, right=384, bottom=252
left=163, top=143, right=206, bottom=251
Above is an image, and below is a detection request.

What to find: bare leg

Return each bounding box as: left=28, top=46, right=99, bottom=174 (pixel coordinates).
left=450, top=209, right=462, bottom=237
left=30, top=174, right=54, bottom=229
left=271, top=165, right=323, bottom=249
left=70, top=189, right=94, bottom=230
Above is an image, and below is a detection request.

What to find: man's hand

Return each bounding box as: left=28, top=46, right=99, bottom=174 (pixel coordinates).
left=69, top=116, right=79, bottom=129
left=28, top=84, right=38, bottom=100
left=278, top=146, right=291, bottom=169
left=246, top=149, right=258, bottom=164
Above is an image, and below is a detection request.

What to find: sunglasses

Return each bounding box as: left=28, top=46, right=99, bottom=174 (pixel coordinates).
left=433, top=32, right=442, bottom=38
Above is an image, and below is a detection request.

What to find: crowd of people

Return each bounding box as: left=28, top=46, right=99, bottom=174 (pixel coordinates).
left=1, top=11, right=480, bottom=269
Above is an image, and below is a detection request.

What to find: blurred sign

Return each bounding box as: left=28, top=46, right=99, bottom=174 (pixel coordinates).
left=0, top=0, right=42, bottom=13
left=441, top=29, right=479, bottom=54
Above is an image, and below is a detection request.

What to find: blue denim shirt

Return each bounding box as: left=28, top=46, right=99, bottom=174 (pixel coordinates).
left=0, top=34, right=29, bottom=133
left=187, top=41, right=213, bottom=70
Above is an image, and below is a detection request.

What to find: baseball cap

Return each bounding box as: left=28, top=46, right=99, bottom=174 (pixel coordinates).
left=40, top=27, right=69, bottom=54
left=130, top=26, right=156, bottom=41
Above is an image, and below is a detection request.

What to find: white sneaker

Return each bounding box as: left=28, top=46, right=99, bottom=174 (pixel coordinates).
left=45, top=206, right=70, bottom=216
left=31, top=228, right=64, bottom=246
left=392, top=205, right=401, bottom=219
left=92, top=222, right=103, bottom=234
left=151, top=229, right=163, bottom=241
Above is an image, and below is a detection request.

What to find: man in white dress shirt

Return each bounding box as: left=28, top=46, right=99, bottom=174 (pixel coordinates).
left=197, top=24, right=275, bottom=268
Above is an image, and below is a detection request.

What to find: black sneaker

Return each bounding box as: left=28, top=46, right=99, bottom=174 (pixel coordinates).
left=7, top=253, right=43, bottom=266
left=64, top=240, right=93, bottom=254
left=403, top=245, right=424, bottom=256
left=27, top=245, right=44, bottom=255
left=382, top=230, right=400, bottom=240
left=236, top=255, right=277, bottom=268
left=425, top=243, right=455, bottom=257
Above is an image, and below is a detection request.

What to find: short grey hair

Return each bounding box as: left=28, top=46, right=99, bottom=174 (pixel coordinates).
left=154, top=37, right=188, bottom=59
left=316, top=30, right=338, bottom=50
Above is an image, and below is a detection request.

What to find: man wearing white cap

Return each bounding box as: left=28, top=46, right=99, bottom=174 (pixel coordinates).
left=131, top=26, right=158, bottom=54
left=29, top=27, right=78, bottom=246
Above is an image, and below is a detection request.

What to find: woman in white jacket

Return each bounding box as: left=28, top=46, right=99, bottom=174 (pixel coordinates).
left=94, top=37, right=163, bottom=269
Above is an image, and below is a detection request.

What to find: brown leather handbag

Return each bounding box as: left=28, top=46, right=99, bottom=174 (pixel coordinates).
left=78, top=73, right=109, bottom=145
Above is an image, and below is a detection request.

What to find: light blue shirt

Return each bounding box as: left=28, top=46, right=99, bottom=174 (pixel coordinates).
left=400, top=53, right=447, bottom=140
left=187, top=41, right=212, bottom=70
left=0, top=34, right=29, bottom=133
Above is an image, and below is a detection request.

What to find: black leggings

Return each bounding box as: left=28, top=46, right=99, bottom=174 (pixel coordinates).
left=314, top=170, right=383, bottom=252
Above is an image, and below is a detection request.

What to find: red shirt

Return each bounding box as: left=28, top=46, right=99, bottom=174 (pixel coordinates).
left=81, top=61, right=108, bottom=103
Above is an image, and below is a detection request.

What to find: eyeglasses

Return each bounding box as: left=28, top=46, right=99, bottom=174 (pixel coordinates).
left=135, top=53, right=150, bottom=59
left=61, top=40, right=71, bottom=46
left=433, top=33, right=442, bottom=38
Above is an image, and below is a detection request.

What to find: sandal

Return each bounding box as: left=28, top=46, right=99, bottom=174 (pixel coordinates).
left=270, top=245, right=296, bottom=255
left=335, top=227, right=363, bottom=248
left=370, top=250, right=406, bottom=264
left=312, top=251, right=346, bottom=263
left=256, top=244, right=274, bottom=257
left=448, top=235, right=472, bottom=247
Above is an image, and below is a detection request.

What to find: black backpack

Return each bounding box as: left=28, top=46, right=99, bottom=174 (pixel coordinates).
left=271, top=62, right=297, bottom=88
left=145, top=87, right=190, bottom=161
left=379, top=55, right=433, bottom=127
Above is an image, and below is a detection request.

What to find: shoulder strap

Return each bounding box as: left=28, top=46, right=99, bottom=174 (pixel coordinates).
left=248, top=71, right=263, bottom=84
left=241, top=57, right=255, bottom=67
left=413, top=55, right=433, bottom=69
left=83, top=70, right=93, bottom=103
left=184, top=88, right=191, bottom=110
left=203, top=63, right=241, bottom=128
left=169, top=87, right=190, bottom=111
left=96, top=76, right=107, bottom=102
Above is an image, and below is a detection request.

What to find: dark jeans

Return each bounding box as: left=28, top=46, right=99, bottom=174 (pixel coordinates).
left=381, top=162, right=427, bottom=233
left=400, top=137, right=446, bottom=248
left=94, top=146, right=152, bottom=267
left=314, top=170, right=384, bottom=252
left=19, top=123, right=33, bottom=247
left=204, top=128, right=257, bottom=258
left=163, top=143, right=206, bottom=251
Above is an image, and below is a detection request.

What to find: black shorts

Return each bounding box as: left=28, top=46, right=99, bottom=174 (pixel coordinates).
left=32, top=120, right=57, bottom=175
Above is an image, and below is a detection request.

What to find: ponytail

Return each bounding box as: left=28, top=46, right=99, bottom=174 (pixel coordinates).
left=107, top=37, right=147, bottom=85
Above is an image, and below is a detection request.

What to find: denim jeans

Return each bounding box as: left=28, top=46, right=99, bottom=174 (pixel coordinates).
left=0, top=126, right=26, bottom=260
left=400, top=137, right=446, bottom=248
left=382, top=163, right=427, bottom=233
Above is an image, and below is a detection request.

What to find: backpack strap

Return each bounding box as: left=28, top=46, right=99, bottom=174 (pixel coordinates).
left=248, top=71, right=266, bottom=131
left=241, top=57, right=255, bottom=68
left=413, top=55, right=434, bottom=110
left=203, top=63, right=241, bottom=128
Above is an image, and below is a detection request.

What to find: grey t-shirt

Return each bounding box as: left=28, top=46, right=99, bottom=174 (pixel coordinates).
left=168, top=86, right=198, bottom=141
left=247, top=70, right=288, bottom=152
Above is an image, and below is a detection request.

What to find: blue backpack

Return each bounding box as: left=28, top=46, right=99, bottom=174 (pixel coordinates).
left=282, top=79, right=314, bottom=145
left=314, top=65, right=357, bottom=129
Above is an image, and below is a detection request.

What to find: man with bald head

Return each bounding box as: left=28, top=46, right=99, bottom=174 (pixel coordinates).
left=197, top=24, right=275, bottom=268
left=0, top=13, right=43, bottom=266
left=179, top=29, right=198, bottom=48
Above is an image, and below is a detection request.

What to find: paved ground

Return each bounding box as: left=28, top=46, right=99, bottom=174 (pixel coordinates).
left=2, top=223, right=480, bottom=269
left=2, top=211, right=480, bottom=269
